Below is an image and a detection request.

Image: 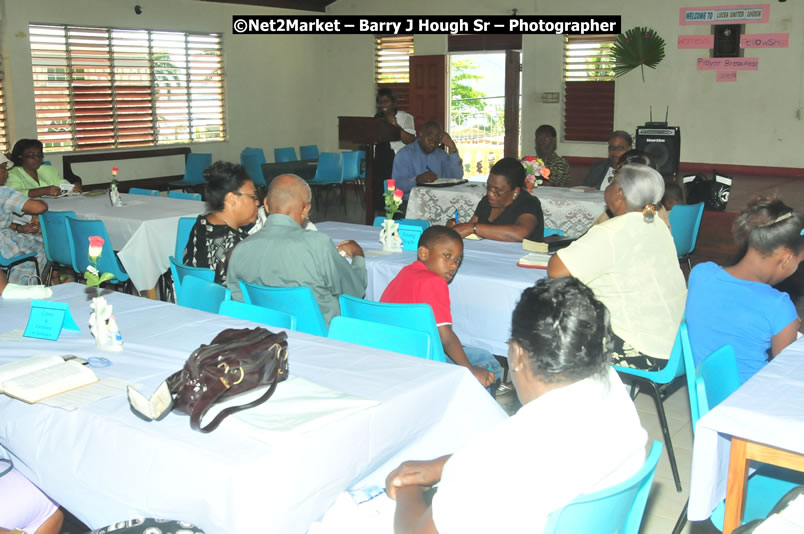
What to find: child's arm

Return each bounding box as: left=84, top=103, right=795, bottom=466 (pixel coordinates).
left=438, top=325, right=495, bottom=387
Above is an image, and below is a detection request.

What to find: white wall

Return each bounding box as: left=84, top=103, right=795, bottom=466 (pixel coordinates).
left=329, top=0, right=804, bottom=169
left=3, top=0, right=802, bottom=174
left=0, top=0, right=356, bottom=177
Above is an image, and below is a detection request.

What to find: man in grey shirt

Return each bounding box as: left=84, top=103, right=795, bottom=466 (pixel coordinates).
left=227, top=174, right=367, bottom=325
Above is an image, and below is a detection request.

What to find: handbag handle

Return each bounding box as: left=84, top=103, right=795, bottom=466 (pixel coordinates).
left=189, top=373, right=281, bottom=433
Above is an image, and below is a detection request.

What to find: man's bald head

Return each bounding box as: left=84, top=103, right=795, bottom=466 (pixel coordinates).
left=267, top=174, right=312, bottom=225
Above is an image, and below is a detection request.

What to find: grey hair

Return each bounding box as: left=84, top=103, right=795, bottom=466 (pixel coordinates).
left=614, top=163, right=665, bottom=222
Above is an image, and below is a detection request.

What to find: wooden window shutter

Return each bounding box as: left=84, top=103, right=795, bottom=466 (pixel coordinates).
left=376, top=35, right=413, bottom=112
left=563, top=35, right=616, bottom=142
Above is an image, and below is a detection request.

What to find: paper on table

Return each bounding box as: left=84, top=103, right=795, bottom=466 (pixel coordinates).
left=365, top=249, right=400, bottom=257
left=40, top=377, right=132, bottom=411
left=0, top=329, right=31, bottom=342
left=227, top=376, right=379, bottom=438
left=464, top=233, right=481, bottom=240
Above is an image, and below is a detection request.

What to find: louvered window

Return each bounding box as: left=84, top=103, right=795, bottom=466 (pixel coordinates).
left=375, top=35, right=413, bottom=111
left=29, top=24, right=225, bottom=152
left=0, top=58, right=7, bottom=153
left=563, top=35, right=616, bottom=142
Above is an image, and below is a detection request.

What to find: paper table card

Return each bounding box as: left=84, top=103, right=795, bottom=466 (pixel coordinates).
left=23, top=300, right=80, bottom=341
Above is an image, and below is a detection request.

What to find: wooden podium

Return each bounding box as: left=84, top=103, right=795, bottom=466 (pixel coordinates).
left=338, top=116, right=401, bottom=225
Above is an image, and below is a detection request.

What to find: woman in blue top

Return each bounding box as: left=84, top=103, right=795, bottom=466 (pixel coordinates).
left=686, top=197, right=803, bottom=383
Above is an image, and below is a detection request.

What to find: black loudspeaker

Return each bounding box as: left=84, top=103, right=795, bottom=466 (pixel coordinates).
left=635, top=126, right=681, bottom=177
left=713, top=25, right=742, bottom=58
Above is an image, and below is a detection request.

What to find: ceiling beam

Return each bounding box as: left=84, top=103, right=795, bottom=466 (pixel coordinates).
left=199, top=0, right=335, bottom=12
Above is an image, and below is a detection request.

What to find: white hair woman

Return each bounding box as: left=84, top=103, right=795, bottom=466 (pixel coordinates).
left=547, top=163, right=687, bottom=370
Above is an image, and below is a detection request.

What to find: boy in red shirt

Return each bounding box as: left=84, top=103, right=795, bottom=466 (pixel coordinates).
left=381, top=226, right=501, bottom=389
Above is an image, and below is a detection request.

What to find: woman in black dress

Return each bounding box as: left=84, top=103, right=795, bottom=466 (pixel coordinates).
left=372, top=88, right=416, bottom=213
left=447, top=157, right=544, bottom=242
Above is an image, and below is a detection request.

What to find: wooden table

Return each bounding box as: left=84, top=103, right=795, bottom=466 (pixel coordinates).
left=688, top=337, right=804, bottom=530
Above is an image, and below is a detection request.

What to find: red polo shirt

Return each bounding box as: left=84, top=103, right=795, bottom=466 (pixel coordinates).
left=380, top=261, right=452, bottom=325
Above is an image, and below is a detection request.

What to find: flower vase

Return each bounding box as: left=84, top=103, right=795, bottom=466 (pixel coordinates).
left=379, top=218, right=403, bottom=252
left=89, top=296, right=124, bottom=352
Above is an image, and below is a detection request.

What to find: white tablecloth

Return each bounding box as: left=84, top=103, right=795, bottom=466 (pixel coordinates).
left=688, top=337, right=804, bottom=520
left=317, top=222, right=547, bottom=355
left=0, top=284, right=506, bottom=534
left=406, top=183, right=606, bottom=238
left=46, top=194, right=206, bottom=291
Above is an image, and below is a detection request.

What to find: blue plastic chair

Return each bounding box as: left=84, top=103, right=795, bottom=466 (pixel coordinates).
left=308, top=152, right=345, bottom=215
left=668, top=202, right=704, bottom=270
left=219, top=300, right=296, bottom=330
left=274, top=147, right=298, bottom=163
left=299, top=145, right=319, bottom=160
left=543, top=442, right=663, bottom=534
left=175, top=274, right=230, bottom=313
left=341, top=150, right=365, bottom=197
left=544, top=227, right=565, bottom=238
left=40, top=210, right=77, bottom=284
left=0, top=252, right=39, bottom=282
left=328, top=316, right=431, bottom=359
left=169, top=256, right=214, bottom=295
left=240, top=148, right=268, bottom=187
left=128, top=187, right=160, bottom=197
left=169, top=153, right=212, bottom=190
left=175, top=217, right=197, bottom=260
left=65, top=217, right=130, bottom=287
left=614, top=327, right=686, bottom=492
left=338, top=294, right=447, bottom=363
left=168, top=191, right=202, bottom=201
left=239, top=281, right=327, bottom=337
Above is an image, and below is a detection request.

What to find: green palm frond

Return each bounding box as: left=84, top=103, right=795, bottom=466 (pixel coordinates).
left=612, top=27, right=666, bottom=82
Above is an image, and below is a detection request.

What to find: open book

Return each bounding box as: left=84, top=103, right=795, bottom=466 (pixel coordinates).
left=517, top=252, right=550, bottom=269
left=0, top=355, right=99, bottom=403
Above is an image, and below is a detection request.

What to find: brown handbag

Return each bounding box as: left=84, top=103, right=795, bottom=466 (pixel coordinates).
left=166, top=327, right=289, bottom=433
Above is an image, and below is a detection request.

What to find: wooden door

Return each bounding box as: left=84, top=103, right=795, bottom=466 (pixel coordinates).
left=408, top=55, right=447, bottom=133
left=504, top=50, right=520, bottom=158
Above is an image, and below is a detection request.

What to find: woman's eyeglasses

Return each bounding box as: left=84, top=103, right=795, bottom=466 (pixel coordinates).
left=235, top=191, right=259, bottom=201
left=23, top=153, right=45, bottom=160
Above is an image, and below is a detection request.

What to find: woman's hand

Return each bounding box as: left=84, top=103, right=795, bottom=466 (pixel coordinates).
left=43, top=185, right=61, bottom=197
left=385, top=456, right=450, bottom=500
left=449, top=222, right=474, bottom=238
left=72, top=183, right=83, bottom=193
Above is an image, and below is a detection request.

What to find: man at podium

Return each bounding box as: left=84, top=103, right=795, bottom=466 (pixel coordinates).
left=392, top=121, right=464, bottom=199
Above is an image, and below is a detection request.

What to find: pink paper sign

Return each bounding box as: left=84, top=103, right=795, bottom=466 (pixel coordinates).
left=678, top=35, right=715, bottom=49
left=680, top=4, right=770, bottom=25
left=741, top=33, right=789, bottom=48
left=697, top=57, right=759, bottom=70
left=716, top=71, right=737, bottom=82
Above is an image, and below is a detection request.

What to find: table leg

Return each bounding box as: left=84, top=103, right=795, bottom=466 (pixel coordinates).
left=723, top=437, right=749, bottom=534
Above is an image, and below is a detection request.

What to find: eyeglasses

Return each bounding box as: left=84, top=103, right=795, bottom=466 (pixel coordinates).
left=486, top=185, right=512, bottom=198
left=23, top=153, right=44, bottom=159
left=235, top=192, right=259, bottom=201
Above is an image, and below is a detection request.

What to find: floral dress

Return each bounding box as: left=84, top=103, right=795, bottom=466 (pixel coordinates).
left=0, top=186, right=47, bottom=283
left=182, top=214, right=250, bottom=284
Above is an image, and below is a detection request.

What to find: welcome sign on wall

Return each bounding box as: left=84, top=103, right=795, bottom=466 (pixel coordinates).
left=676, top=4, right=788, bottom=82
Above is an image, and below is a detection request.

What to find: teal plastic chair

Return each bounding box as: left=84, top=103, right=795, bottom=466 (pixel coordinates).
left=668, top=202, right=704, bottom=270
left=168, top=191, right=202, bottom=201
left=328, top=316, right=431, bottom=359
left=0, top=252, right=39, bottom=282
left=169, top=256, right=214, bottom=295
left=671, top=324, right=803, bottom=534
left=40, top=210, right=77, bottom=284
left=338, top=294, right=447, bottom=363
left=175, top=274, right=230, bottom=313
left=65, top=217, right=130, bottom=287
left=240, top=148, right=267, bottom=187
left=544, top=227, right=565, bottom=237
left=128, top=187, right=160, bottom=197
left=308, top=152, right=345, bottom=215
left=169, top=153, right=212, bottom=190
left=175, top=217, right=197, bottom=260
left=219, top=300, right=296, bottom=330
left=299, top=145, right=319, bottom=160
left=614, top=328, right=686, bottom=492
left=543, top=442, right=663, bottom=534
left=239, top=281, right=328, bottom=337
left=341, top=150, right=365, bottom=196
left=274, top=147, right=298, bottom=163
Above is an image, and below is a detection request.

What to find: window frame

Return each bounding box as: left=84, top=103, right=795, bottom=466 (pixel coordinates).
left=29, top=23, right=225, bottom=152
left=375, top=35, right=414, bottom=111
left=563, top=34, right=616, bottom=143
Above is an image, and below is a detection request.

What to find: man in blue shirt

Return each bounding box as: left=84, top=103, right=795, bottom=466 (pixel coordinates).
left=392, top=121, right=464, bottom=198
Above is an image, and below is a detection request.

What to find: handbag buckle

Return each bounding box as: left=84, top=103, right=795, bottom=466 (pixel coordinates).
left=217, top=362, right=245, bottom=389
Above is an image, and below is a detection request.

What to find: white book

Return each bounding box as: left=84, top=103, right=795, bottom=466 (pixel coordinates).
left=0, top=355, right=99, bottom=403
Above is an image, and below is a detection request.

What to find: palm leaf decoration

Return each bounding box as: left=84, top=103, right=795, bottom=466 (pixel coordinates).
left=612, top=27, right=666, bottom=82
